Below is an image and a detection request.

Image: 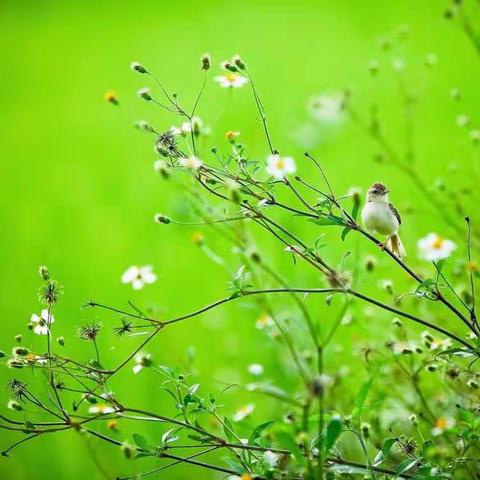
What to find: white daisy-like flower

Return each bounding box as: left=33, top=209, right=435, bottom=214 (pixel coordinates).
left=132, top=353, right=153, bottom=374
left=30, top=309, right=55, bottom=336
left=233, top=403, right=255, bottom=422
left=89, top=403, right=117, bottom=415
left=417, top=233, right=456, bottom=262
left=214, top=73, right=248, bottom=88
left=121, top=265, right=157, bottom=290
left=248, top=363, right=264, bottom=376
left=256, top=314, right=274, bottom=330
left=266, top=154, right=296, bottom=179
left=308, top=93, right=344, bottom=123
left=264, top=450, right=279, bottom=469
left=170, top=122, right=191, bottom=136
left=179, top=156, right=203, bottom=170
left=431, top=417, right=455, bottom=436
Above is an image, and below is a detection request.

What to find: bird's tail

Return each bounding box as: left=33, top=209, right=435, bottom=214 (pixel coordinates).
left=387, top=234, right=406, bottom=259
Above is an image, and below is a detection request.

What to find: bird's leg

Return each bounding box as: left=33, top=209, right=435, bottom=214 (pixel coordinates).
left=378, top=237, right=389, bottom=251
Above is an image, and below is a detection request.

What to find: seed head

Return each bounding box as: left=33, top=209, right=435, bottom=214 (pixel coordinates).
left=78, top=322, right=102, bottom=341
left=38, top=280, right=62, bottom=306
left=113, top=318, right=133, bottom=336
left=231, top=54, right=246, bottom=70
left=7, top=379, right=28, bottom=401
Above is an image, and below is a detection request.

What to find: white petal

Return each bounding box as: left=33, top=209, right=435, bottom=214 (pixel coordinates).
left=41, top=309, right=54, bottom=324
left=122, top=266, right=139, bottom=284
left=132, top=279, right=144, bottom=290
left=34, top=324, right=49, bottom=335
left=30, top=313, right=40, bottom=323
left=132, top=364, right=143, bottom=374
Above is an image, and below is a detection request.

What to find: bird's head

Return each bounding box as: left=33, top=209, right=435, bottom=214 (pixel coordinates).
left=367, top=182, right=390, bottom=202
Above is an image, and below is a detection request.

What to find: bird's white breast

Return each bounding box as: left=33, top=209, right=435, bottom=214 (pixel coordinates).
left=361, top=201, right=399, bottom=235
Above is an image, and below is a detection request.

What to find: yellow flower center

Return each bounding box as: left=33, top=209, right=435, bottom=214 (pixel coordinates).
left=467, top=261, right=478, bottom=272
left=241, top=475, right=253, bottom=480
left=275, top=158, right=285, bottom=170
left=435, top=417, right=447, bottom=429
left=431, top=236, right=444, bottom=249
left=226, top=73, right=237, bottom=82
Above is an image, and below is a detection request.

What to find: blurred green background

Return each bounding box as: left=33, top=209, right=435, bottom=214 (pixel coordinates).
left=1, top=0, right=479, bottom=478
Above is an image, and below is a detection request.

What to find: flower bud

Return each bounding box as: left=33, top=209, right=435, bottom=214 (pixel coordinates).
left=57, top=336, right=65, bottom=346
left=154, top=214, right=171, bottom=224
left=231, top=54, right=246, bottom=70
left=130, top=62, right=147, bottom=73
left=39, top=266, right=50, bottom=281
left=104, top=90, right=118, bottom=105
left=137, top=88, right=152, bottom=101
left=153, top=159, right=170, bottom=178
left=0, top=351, right=5, bottom=358
left=361, top=422, right=371, bottom=439
left=12, top=347, right=29, bottom=356
left=192, top=232, right=205, bottom=246
left=15, top=334, right=22, bottom=343
left=467, top=379, right=479, bottom=389
left=121, top=442, right=136, bottom=459
left=136, top=120, right=154, bottom=133
left=225, top=130, right=240, bottom=143
left=7, top=358, right=23, bottom=369
left=409, top=414, right=418, bottom=426
left=201, top=53, right=211, bottom=71
left=364, top=255, right=377, bottom=272
left=221, top=61, right=237, bottom=72
left=8, top=400, right=23, bottom=411
left=392, top=317, right=403, bottom=328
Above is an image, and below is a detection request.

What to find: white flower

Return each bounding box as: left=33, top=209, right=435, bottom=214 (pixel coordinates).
left=121, top=265, right=157, bottom=290
left=256, top=314, right=274, bottom=330
left=417, top=233, right=457, bottom=262
left=233, top=403, right=255, bottom=422
left=214, top=73, right=248, bottom=88
left=248, top=363, right=264, bottom=376
left=264, top=450, right=279, bottom=469
left=89, top=403, right=117, bottom=414
left=132, top=353, right=152, bottom=374
left=179, top=156, right=203, bottom=170
left=266, top=154, right=296, bottom=179
left=456, top=115, right=469, bottom=127
left=30, top=309, right=55, bottom=336
left=170, top=117, right=202, bottom=136
left=431, top=417, right=455, bottom=436
left=393, top=58, right=405, bottom=71
left=392, top=341, right=417, bottom=355
left=308, top=93, right=344, bottom=122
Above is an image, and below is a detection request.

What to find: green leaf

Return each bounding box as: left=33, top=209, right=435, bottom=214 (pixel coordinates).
left=324, top=416, right=342, bottom=452
left=309, top=215, right=345, bottom=227
left=341, top=226, right=351, bottom=241
left=276, top=430, right=304, bottom=465
left=434, top=258, right=448, bottom=274
left=373, top=438, right=396, bottom=466
left=352, top=378, right=372, bottom=418
left=249, top=421, right=274, bottom=445
left=421, top=439, right=435, bottom=456
left=132, top=433, right=150, bottom=451
left=351, top=201, right=360, bottom=221
left=396, top=458, right=418, bottom=475
left=223, top=417, right=237, bottom=443
left=415, top=279, right=438, bottom=300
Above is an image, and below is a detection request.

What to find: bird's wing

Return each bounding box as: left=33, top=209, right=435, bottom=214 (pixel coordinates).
left=388, top=202, right=401, bottom=225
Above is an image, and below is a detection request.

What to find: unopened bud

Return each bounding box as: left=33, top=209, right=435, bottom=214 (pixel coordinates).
left=130, top=62, right=147, bottom=74
left=8, top=400, right=23, bottom=411
left=153, top=159, right=170, bottom=178
left=192, top=232, right=205, bottom=246
left=39, top=266, right=50, bottom=281
left=121, top=442, right=136, bottom=459
left=201, top=53, right=211, bottom=71
left=409, top=414, right=418, bottom=426
left=392, top=317, right=403, bottom=328
left=154, top=214, right=171, bottom=224
left=12, top=347, right=29, bottom=356
left=364, top=255, right=377, bottom=272
left=15, top=334, right=22, bottom=343
left=136, top=120, right=154, bottom=133
left=231, top=54, right=246, bottom=70
left=361, top=422, right=371, bottom=438
left=467, top=379, right=479, bottom=389
left=57, top=336, right=65, bottom=347
left=137, top=88, right=152, bottom=101
left=221, top=61, right=237, bottom=72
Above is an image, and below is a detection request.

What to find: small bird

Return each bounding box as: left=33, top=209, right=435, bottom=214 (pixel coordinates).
left=361, top=182, right=406, bottom=258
